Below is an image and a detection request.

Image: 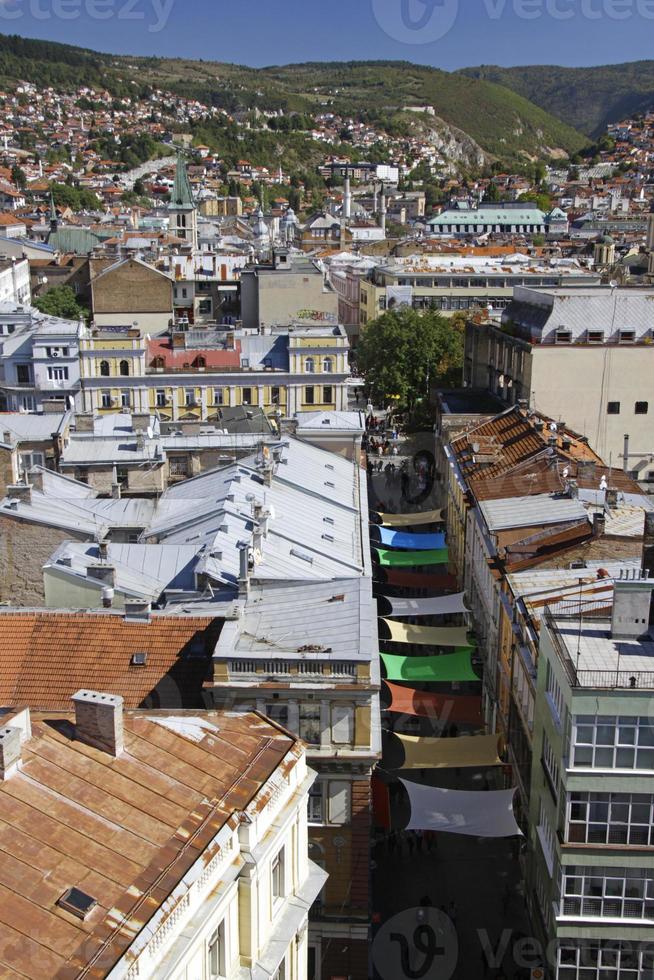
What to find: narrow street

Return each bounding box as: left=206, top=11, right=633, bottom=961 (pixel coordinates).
left=363, top=400, right=533, bottom=980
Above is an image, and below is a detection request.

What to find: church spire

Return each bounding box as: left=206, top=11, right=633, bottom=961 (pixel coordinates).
left=171, top=148, right=195, bottom=210
left=168, top=147, right=198, bottom=251
left=49, top=191, right=58, bottom=234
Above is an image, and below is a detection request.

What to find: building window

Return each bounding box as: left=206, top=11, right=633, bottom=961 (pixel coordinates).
left=607, top=402, right=620, bottom=415
left=121, top=391, right=130, bottom=409
left=271, top=848, right=285, bottom=905
left=214, top=388, right=224, bottom=405
left=567, top=792, right=654, bottom=845
left=272, top=962, right=286, bottom=980
left=265, top=702, right=289, bottom=727
left=299, top=703, right=321, bottom=745
left=16, top=363, right=31, bottom=384
left=635, top=402, right=649, bottom=415
left=271, top=386, right=281, bottom=405
left=184, top=388, right=195, bottom=406
left=323, top=357, right=333, bottom=373
left=327, top=780, right=351, bottom=825
left=331, top=704, right=354, bottom=745
left=322, top=386, right=333, bottom=404
left=537, top=799, right=556, bottom=876
left=545, top=661, right=565, bottom=729
left=119, top=360, right=130, bottom=377
left=304, top=386, right=315, bottom=406
left=308, top=781, right=324, bottom=823
left=242, top=387, right=252, bottom=406
left=101, top=390, right=112, bottom=409
left=156, top=389, right=166, bottom=407
left=305, top=357, right=315, bottom=373
left=561, top=866, right=654, bottom=922
left=208, top=920, right=226, bottom=979
left=557, top=941, right=654, bottom=978
left=542, top=731, right=560, bottom=799
left=169, top=456, right=190, bottom=477
left=47, top=366, right=69, bottom=382
left=116, top=467, right=128, bottom=487
left=198, top=299, right=212, bottom=315
left=99, top=360, right=110, bottom=377
left=571, top=715, right=654, bottom=770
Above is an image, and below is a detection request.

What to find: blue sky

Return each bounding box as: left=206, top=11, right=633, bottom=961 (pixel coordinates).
left=2, top=0, right=652, bottom=68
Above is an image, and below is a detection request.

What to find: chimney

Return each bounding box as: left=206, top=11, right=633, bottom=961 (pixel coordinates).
left=264, top=463, right=273, bottom=488
left=132, top=412, right=151, bottom=433
left=606, top=488, right=619, bottom=508
left=0, top=727, right=21, bottom=779
left=27, top=467, right=43, bottom=492
left=101, top=586, right=114, bottom=609
left=136, top=431, right=146, bottom=452
left=72, top=690, right=124, bottom=757
left=87, top=564, right=115, bottom=587
left=98, top=539, right=109, bottom=561
left=238, top=544, right=251, bottom=595
left=2, top=430, right=12, bottom=445
left=123, top=600, right=151, bottom=622
left=75, top=413, right=95, bottom=433
left=644, top=513, right=654, bottom=581
left=7, top=483, right=31, bottom=504
left=111, top=482, right=121, bottom=500
left=226, top=331, right=235, bottom=350
left=623, top=433, right=630, bottom=474
left=593, top=513, right=606, bottom=538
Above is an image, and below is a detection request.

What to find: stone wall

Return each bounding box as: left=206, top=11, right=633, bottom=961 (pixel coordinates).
left=0, top=516, right=88, bottom=605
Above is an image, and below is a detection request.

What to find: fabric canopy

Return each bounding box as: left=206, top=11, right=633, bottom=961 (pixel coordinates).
left=381, top=593, right=468, bottom=618
left=381, top=618, right=471, bottom=648
left=378, top=509, right=443, bottom=527
left=381, top=650, right=479, bottom=683
left=384, top=569, right=457, bottom=591
left=375, top=547, right=448, bottom=568
left=396, top=733, right=502, bottom=770
left=401, top=780, right=522, bottom=837
left=376, top=527, right=446, bottom=551
left=385, top=682, right=482, bottom=724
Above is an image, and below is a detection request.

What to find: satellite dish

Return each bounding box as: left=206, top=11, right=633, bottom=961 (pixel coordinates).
left=609, top=280, right=618, bottom=289
left=600, top=476, right=608, bottom=491
left=146, top=426, right=154, bottom=440
left=550, top=422, right=558, bottom=432
left=562, top=467, right=570, bottom=479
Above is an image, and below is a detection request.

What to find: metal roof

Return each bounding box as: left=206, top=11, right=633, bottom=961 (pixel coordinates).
left=479, top=493, right=588, bottom=531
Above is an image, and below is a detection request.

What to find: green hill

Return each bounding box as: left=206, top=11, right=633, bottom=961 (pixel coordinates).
left=0, top=33, right=588, bottom=164
left=460, top=62, right=654, bottom=137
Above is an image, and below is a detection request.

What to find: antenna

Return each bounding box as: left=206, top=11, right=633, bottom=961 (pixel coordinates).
left=600, top=475, right=608, bottom=491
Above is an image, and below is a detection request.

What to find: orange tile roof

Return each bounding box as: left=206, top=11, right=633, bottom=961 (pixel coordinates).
left=0, top=706, right=296, bottom=978
left=0, top=613, right=223, bottom=710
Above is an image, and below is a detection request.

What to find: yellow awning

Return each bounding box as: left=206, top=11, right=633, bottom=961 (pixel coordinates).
left=381, top=619, right=471, bottom=648
left=397, top=733, right=502, bottom=769
left=378, top=509, right=443, bottom=527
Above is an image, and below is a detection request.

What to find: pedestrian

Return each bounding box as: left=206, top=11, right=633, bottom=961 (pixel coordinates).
left=392, top=444, right=399, bottom=456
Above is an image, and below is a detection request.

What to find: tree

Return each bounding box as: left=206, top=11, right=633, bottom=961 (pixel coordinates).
left=357, top=308, right=464, bottom=409
left=33, top=286, right=87, bottom=321
left=10, top=165, right=26, bottom=189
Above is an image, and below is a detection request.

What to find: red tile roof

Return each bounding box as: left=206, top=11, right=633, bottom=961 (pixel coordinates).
left=147, top=338, right=241, bottom=371
left=0, top=613, right=223, bottom=710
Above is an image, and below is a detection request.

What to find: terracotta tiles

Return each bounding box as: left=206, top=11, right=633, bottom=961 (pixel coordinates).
left=0, top=613, right=223, bottom=710
left=0, top=709, right=295, bottom=978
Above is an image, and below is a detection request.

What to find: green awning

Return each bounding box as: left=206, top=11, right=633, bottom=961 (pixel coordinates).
left=381, top=650, right=479, bottom=683
left=374, top=547, right=448, bottom=568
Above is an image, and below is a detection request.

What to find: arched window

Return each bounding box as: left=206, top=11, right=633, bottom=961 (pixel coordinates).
left=153, top=356, right=165, bottom=369
left=323, top=358, right=333, bottom=374
left=99, top=360, right=110, bottom=377
left=196, top=356, right=206, bottom=369
left=305, top=357, right=315, bottom=374
left=119, top=360, right=130, bottom=376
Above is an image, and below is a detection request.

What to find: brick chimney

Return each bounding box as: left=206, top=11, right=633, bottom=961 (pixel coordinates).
left=0, top=727, right=21, bottom=779
left=72, top=690, right=124, bottom=757
left=7, top=483, right=31, bottom=504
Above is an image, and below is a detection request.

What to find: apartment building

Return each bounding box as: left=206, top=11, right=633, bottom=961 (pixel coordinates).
left=527, top=576, right=654, bottom=979
left=241, top=250, right=338, bottom=330
left=359, top=255, right=598, bottom=326
left=0, top=302, right=83, bottom=412
left=0, top=436, right=380, bottom=979
left=77, top=321, right=351, bottom=419
left=0, top=691, right=324, bottom=979
left=427, top=201, right=560, bottom=236
left=465, top=286, right=654, bottom=466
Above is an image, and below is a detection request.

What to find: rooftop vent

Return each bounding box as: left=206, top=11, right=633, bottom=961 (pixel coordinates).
left=57, top=887, right=97, bottom=920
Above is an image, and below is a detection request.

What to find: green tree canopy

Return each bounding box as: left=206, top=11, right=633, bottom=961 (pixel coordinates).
left=33, top=285, right=88, bottom=321
left=357, top=308, right=464, bottom=409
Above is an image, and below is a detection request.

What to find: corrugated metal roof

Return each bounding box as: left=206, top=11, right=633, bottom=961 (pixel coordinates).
left=480, top=493, right=588, bottom=531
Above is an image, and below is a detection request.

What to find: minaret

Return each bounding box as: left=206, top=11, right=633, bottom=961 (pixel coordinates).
left=648, top=200, right=654, bottom=276
left=343, top=167, right=352, bottom=221
left=49, top=192, right=58, bottom=235
left=380, top=188, right=387, bottom=236
left=168, top=149, right=198, bottom=251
